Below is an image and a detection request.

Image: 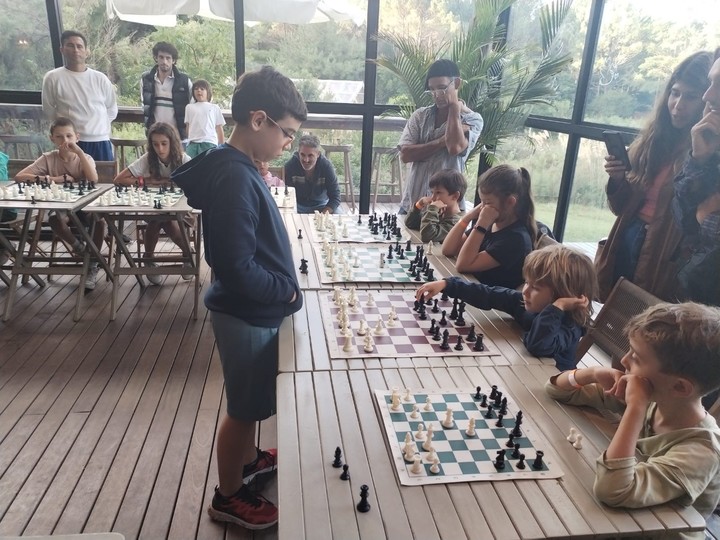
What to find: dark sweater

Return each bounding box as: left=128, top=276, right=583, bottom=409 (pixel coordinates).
left=444, top=277, right=583, bottom=371
left=284, top=153, right=341, bottom=211
left=172, top=144, right=303, bottom=327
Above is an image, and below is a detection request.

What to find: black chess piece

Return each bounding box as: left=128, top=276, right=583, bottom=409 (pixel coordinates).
left=489, top=385, right=498, bottom=400
left=297, top=229, right=303, bottom=239
left=275, top=186, right=279, bottom=195
left=439, top=330, right=450, bottom=350
left=454, top=335, right=464, bottom=351
left=512, top=412, right=523, bottom=438
left=299, top=259, right=309, bottom=274
left=495, top=413, right=505, bottom=427
left=356, top=485, right=371, bottom=513
left=432, top=325, right=441, bottom=341
left=506, top=433, right=515, bottom=448
left=332, top=446, right=343, bottom=468
left=440, top=290, right=449, bottom=301
left=418, top=303, right=427, bottom=320
left=428, top=319, right=437, bottom=335
left=473, top=333, right=485, bottom=352
left=431, top=299, right=439, bottom=313
left=532, top=451, right=545, bottom=470
left=340, top=464, right=350, bottom=480
left=387, top=245, right=393, bottom=260
left=493, top=449, right=506, bottom=470
left=31, top=195, right=36, bottom=205
left=480, top=394, right=488, bottom=407
left=512, top=443, right=521, bottom=459
left=474, top=386, right=482, bottom=400
left=499, top=397, right=508, bottom=415
left=77, top=187, right=84, bottom=196
left=494, top=391, right=503, bottom=408
left=405, top=239, right=412, bottom=251
left=449, top=298, right=458, bottom=320
left=413, top=300, right=420, bottom=312
left=357, top=214, right=362, bottom=225
left=484, top=404, right=493, bottom=419
left=438, top=310, right=448, bottom=326
left=516, top=453, right=526, bottom=469
left=466, top=325, right=477, bottom=342
left=455, top=303, right=466, bottom=326
left=398, top=248, right=405, bottom=260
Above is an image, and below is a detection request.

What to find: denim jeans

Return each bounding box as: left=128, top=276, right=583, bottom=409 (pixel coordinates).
left=613, top=216, right=648, bottom=285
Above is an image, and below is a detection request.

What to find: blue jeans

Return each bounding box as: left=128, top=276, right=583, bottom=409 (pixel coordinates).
left=78, top=140, right=114, bottom=162
left=613, top=216, right=648, bottom=285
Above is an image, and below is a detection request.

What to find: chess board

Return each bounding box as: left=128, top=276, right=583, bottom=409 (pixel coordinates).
left=319, top=289, right=495, bottom=358
left=268, top=185, right=296, bottom=209
left=312, top=243, right=439, bottom=284
left=375, top=387, right=563, bottom=485
left=309, top=213, right=408, bottom=243
left=0, top=182, right=101, bottom=203
left=87, top=187, right=184, bottom=208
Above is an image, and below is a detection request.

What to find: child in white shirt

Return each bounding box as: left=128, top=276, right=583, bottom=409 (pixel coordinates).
left=184, top=79, right=226, bottom=158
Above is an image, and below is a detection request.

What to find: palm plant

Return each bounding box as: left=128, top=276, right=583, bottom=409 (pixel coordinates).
left=375, top=0, right=574, bottom=163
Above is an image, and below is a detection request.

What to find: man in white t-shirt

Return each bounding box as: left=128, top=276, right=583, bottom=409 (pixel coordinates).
left=42, top=30, right=118, bottom=162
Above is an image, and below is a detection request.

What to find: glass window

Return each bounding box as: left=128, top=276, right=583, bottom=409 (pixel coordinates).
left=507, top=0, right=591, bottom=119
left=0, top=0, right=55, bottom=92
left=584, top=0, right=718, bottom=127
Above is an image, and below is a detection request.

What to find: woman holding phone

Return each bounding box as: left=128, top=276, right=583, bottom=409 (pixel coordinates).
left=595, top=51, right=712, bottom=302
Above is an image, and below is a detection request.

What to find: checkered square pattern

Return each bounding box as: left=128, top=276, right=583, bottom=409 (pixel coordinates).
left=310, top=213, right=408, bottom=243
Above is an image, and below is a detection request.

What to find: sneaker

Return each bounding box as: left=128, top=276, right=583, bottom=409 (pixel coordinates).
left=145, top=261, right=162, bottom=285
left=243, top=447, right=277, bottom=483
left=207, top=484, right=278, bottom=530
left=72, top=239, right=86, bottom=256
left=181, top=261, right=193, bottom=281
left=84, top=264, right=99, bottom=290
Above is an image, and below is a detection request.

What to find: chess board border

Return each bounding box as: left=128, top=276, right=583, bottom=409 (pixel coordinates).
left=374, top=387, right=563, bottom=486
left=319, top=289, right=495, bottom=359
left=309, top=213, right=409, bottom=244
left=87, top=188, right=185, bottom=209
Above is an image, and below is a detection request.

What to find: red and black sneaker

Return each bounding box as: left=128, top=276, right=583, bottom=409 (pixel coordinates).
left=242, top=447, right=277, bottom=483
left=208, top=485, right=278, bottom=530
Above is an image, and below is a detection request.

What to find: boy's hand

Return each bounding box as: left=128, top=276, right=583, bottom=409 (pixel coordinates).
left=553, top=295, right=589, bottom=312
left=429, top=199, right=447, bottom=211
left=605, top=373, right=653, bottom=406
left=415, top=279, right=447, bottom=302
left=592, top=366, right=624, bottom=392
left=604, top=155, right=627, bottom=181
left=66, top=140, right=83, bottom=155
left=691, top=108, right=720, bottom=163
left=416, top=196, right=433, bottom=209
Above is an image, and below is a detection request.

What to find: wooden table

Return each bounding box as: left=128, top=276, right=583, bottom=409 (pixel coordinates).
left=0, top=183, right=113, bottom=321
left=84, top=196, right=202, bottom=320
left=276, top=364, right=705, bottom=539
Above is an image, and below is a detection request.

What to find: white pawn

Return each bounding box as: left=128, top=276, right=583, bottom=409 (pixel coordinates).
left=414, top=423, right=425, bottom=440
left=409, top=404, right=420, bottom=419
left=357, top=319, right=368, bottom=336
left=353, top=254, right=360, bottom=268
left=373, top=318, right=386, bottom=335
left=363, top=334, right=374, bottom=353
left=410, top=454, right=423, bottom=474
left=566, top=427, right=578, bottom=443
left=403, top=433, right=416, bottom=461
left=427, top=241, right=434, bottom=256
left=429, top=458, right=440, bottom=474
left=441, top=408, right=454, bottom=429
left=389, top=306, right=397, bottom=321
left=465, top=417, right=476, bottom=437
left=386, top=312, right=396, bottom=327
left=366, top=292, right=376, bottom=307
left=403, top=388, right=412, bottom=402
left=573, top=434, right=584, bottom=450
left=422, top=424, right=435, bottom=451
left=425, top=447, right=438, bottom=464
left=343, top=334, right=353, bottom=353
left=423, top=397, right=432, bottom=411
left=391, top=392, right=402, bottom=411
left=331, top=266, right=340, bottom=281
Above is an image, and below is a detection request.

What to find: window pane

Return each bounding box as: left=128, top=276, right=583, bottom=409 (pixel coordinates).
left=0, top=0, right=55, bottom=91
left=584, top=0, right=718, bottom=127
left=245, top=1, right=367, bottom=104
left=563, top=138, right=616, bottom=242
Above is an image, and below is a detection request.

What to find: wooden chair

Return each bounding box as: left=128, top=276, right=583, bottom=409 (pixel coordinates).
left=7, top=159, right=35, bottom=179
left=323, top=144, right=355, bottom=212
left=371, top=146, right=403, bottom=213
left=96, top=161, right=117, bottom=183
left=0, top=134, right=47, bottom=160
left=575, top=277, right=662, bottom=369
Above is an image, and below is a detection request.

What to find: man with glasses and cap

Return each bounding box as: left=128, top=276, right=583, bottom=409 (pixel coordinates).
left=397, top=59, right=483, bottom=215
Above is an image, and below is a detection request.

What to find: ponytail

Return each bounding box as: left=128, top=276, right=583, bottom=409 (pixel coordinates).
left=518, top=167, right=538, bottom=241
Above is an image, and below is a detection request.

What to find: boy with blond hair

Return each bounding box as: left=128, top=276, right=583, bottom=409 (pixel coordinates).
left=417, top=244, right=597, bottom=370
left=547, top=302, right=720, bottom=537
left=405, top=169, right=466, bottom=243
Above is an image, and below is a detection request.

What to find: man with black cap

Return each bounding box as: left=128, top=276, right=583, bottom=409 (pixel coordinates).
left=397, top=59, right=483, bottom=214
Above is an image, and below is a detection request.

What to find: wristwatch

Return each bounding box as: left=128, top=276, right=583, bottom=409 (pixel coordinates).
left=475, top=225, right=488, bottom=234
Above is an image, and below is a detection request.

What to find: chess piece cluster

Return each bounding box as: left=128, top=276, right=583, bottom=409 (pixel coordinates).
left=332, top=446, right=371, bottom=513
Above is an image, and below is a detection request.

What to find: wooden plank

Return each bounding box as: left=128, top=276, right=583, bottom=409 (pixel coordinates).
left=277, top=373, right=304, bottom=540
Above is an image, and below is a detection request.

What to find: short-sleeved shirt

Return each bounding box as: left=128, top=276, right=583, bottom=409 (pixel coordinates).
left=128, top=152, right=191, bottom=179
left=474, top=220, right=532, bottom=289
left=23, top=150, right=96, bottom=180
left=185, top=101, right=226, bottom=144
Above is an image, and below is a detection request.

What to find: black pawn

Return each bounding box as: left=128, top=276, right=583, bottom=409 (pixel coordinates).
left=285, top=186, right=289, bottom=196
left=505, top=433, right=515, bottom=448
left=275, top=186, right=279, bottom=195
left=493, top=449, right=506, bottom=470
left=432, top=325, right=441, bottom=341
left=431, top=299, right=439, bottom=313
left=449, top=298, right=458, bottom=320
left=516, top=453, right=526, bottom=469
left=455, top=303, right=466, bottom=326
left=454, top=335, right=464, bottom=351
left=512, top=443, right=521, bottom=459
left=466, top=325, right=477, bottom=342
left=473, top=333, right=485, bottom=352
left=480, top=394, right=488, bottom=407
left=332, top=446, right=343, bottom=468
left=484, top=404, right=493, bottom=419
left=340, top=464, right=350, bottom=481
left=297, top=228, right=303, bottom=239
left=299, top=259, right=309, bottom=274
left=357, top=485, right=371, bottom=513
left=418, top=303, right=427, bottom=320
left=532, top=451, right=545, bottom=470
left=405, top=239, right=412, bottom=252
left=440, top=330, right=450, bottom=350
left=495, top=413, right=505, bottom=427
left=440, top=291, right=449, bottom=302
left=438, top=310, right=448, bottom=326
left=474, top=386, right=482, bottom=400
left=31, top=195, right=36, bottom=205
left=499, top=397, right=508, bottom=416
left=157, top=201, right=162, bottom=209
left=428, top=319, right=437, bottom=335
left=387, top=245, right=393, bottom=260
left=357, top=214, right=362, bottom=225
left=494, top=391, right=503, bottom=408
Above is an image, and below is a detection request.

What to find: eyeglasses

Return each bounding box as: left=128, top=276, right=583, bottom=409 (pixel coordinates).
left=266, top=115, right=295, bottom=141
left=424, top=77, right=458, bottom=97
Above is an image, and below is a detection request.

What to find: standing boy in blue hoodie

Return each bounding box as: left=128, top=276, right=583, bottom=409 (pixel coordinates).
left=172, top=66, right=307, bottom=530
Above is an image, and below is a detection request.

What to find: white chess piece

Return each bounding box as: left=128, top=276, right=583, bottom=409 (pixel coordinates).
left=410, top=454, right=423, bottom=474
left=353, top=254, right=360, bottom=268
left=373, top=318, right=386, bottom=336
left=357, top=319, right=368, bottom=336
left=573, top=434, right=583, bottom=450
left=363, top=334, right=374, bottom=353
left=427, top=241, right=434, bottom=256
left=429, top=457, right=440, bottom=474
left=566, top=427, right=578, bottom=443
left=389, top=306, right=397, bottom=321
left=343, top=334, right=353, bottom=353
left=423, top=397, right=432, bottom=411
left=409, top=404, right=420, bottom=419
left=441, top=408, right=454, bottom=429
left=391, top=392, right=402, bottom=411
left=422, top=424, right=434, bottom=451
left=403, top=388, right=412, bottom=402
left=366, top=292, right=376, bottom=307
left=415, top=423, right=425, bottom=440
left=403, top=433, right=416, bottom=461
left=465, top=417, right=476, bottom=437
left=386, top=313, right=396, bottom=327
left=379, top=253, right=385, bottom=268
left=425, top=447, right=438, bottom=464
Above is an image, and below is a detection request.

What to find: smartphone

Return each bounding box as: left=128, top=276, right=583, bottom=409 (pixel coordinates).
left=602, top=131, right=631, bottom=171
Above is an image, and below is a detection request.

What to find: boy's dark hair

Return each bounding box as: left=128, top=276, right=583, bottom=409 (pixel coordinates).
left=192, top=79, right=213, bottom=102
left=50, top=117, right=76, bottom=136
left=153, top=41, right=179, bottom=62
left=478, top=164, right=538, bottom=242
left=429, top=169, right=467, bottom=200
left=61, top=30, right=87, bottom=47
left=425, top=59, right=460, bottom=89
left=625, top=302, right=720, bottom=395
left=146, top=122, right=184, bottom=179
left=231, top=66, right=307, bottom=125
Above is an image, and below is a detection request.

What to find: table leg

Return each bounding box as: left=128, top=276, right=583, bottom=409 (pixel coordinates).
left=3, top=210, right=34, bottom=321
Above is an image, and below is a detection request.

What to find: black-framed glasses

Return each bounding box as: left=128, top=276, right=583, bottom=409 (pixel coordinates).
left=266, top=115, right=295, bottom=141
left=423, top=77, right=458, bottom=97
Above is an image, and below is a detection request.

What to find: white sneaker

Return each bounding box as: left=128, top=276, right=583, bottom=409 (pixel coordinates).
left=84, top=264, right=99, bottom=290
left=181, top=261, right=193, bottom=281
left=145, top=261, right=162, bottom=285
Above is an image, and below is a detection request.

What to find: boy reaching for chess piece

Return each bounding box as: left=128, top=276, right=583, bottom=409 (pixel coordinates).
left=416, top=244, right=597, bottom=370
left=546, top=302, right=720, bottom=538
left=404, top=169, right=466, bottom=243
